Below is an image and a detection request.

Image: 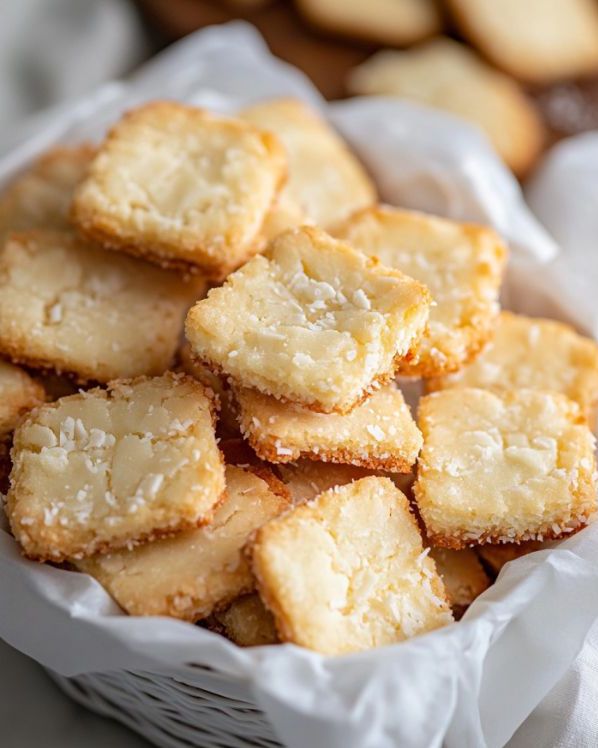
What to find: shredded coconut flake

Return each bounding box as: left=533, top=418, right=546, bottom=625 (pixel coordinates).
left=352, top=289, right=371, bottom=310
left=366, top=424, right=385, bottom=441
left=48, top=303, right=63, bottom=323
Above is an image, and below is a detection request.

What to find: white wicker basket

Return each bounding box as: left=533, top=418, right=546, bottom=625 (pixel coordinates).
left=48, top=667, right=283, bottom=748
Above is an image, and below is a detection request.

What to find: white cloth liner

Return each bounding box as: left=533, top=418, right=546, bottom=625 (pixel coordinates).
left=0, top=22, right=596, bottom=748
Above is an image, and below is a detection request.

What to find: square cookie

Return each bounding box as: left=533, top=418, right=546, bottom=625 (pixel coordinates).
left=334, top=206, right=508, bottom=376
left=0, top=360, right=45, bottom=438
left=235, top=382, right=422, bottom=471
left=241, top=98, right=375, bottom=228
left=209, top=593, right=279, bottom=647
left=186, top=226, right=431, bottom=414
left=7, top=373, right=225, bottom=561
left=427, top=312, right=598, bottom=428
left=0, top=145, right=94, bottom=240
left=429, top=548, right=489, bottom=619
left=347, top=39, right=545, bottom=176
left=0, top=230, right=199, bottom=382
left=249, top=476, right=453, bottom=654
left=71, top=102, right=287, bottom=279
left=76, top=465, right=290, bottom=620
left=447, top=0, right=598, bottom=84
left=414, top=388, right=597, bottom=548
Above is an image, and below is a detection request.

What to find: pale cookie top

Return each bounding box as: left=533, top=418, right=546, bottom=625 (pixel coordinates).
left=429, top=548, right=489, bottom=612
left=427, top=312, right=598, bottom=426
left=415, top=388, right=597, bottom=547
left=0, top=230, right=199, bottom=382
left=186, top=226, right=431, bottom=414
left=347, top=38, right=545, bottom=176
left=71, top=102, right=287, bottom=278
left=0, top=145, right=94, bottom=240
left=235, top=382, right=422, bottom=472
left=277, top=460, right=376, bottom=504
left=296, top=0, right=442, bottom=47
left=212, top=593, right=279, bottom=647
left=250, top=476, right=453, bottom=655
left=0, top=360, right=44, bottom=437
left=241, top=98, right=375, bottom=228
left=7, top=373, right=225, bottom=561
left=76, top=465, right=290, bottom=620
left=334, top=206, right=507, bottom=376
left=447, top=0, right=598, bottom=84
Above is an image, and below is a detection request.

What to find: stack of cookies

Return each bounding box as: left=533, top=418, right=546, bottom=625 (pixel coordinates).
left=1, top=98, right=597, bottom=656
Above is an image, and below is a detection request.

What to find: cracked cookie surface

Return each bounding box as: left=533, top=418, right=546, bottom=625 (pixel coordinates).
left=0, top=230, right=198, bottom=381
left=186, top=226, right=431, bottom=414
left=415, top=388, right=597, bottom=548
left=7, top=373, right=225, bottom=561
left=71, top=102, right=287, bottom=279
left=249, top=476, right=453, bottom=654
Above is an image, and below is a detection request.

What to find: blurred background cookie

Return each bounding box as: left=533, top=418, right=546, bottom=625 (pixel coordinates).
left=295, top=0, right=443, bottom=47
left=347, top=38, right=545, bottom=176
left=446, top=0, right=598, bottom=84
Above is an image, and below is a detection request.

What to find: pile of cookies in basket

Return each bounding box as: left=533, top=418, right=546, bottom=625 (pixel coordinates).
left=1, top=97, right=597, bottom=656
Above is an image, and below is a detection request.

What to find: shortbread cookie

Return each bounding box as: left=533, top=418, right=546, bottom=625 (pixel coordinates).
left=0, top=230, right=197, bottom=382
left=296, top=0, right=441, bottom=47
left=7, top=373, right=225, bottom=561
left=347, top=38, right=545, bottom=176
left=71, top=102, right=287, bottom=279
left=427, top=312, right=598, bottom=427
left=249, top=476, right=453, bottom=654
left=241, top=98, right=375, bottom=228
left=76, top=465, right=290, bottom=619
left=429, top=548, right=489, bottom=619
left=211, top=593, right=279, bottom=647
left=414, top=389, right=597, bottom=549
left=0, top=360, right=44, bottom=437
left=446, top=0, right=598, bottom=84
left=334, top=207, right=507, bottom=376
left=186, top=226, right=431, bottom=414
left=276, top=460, right=375, bottom=504
left=235, top=383, right=421, bottom=471
left=476, top=541, right=545, bottom=575
left=0, top=145, right=94, bottom=240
